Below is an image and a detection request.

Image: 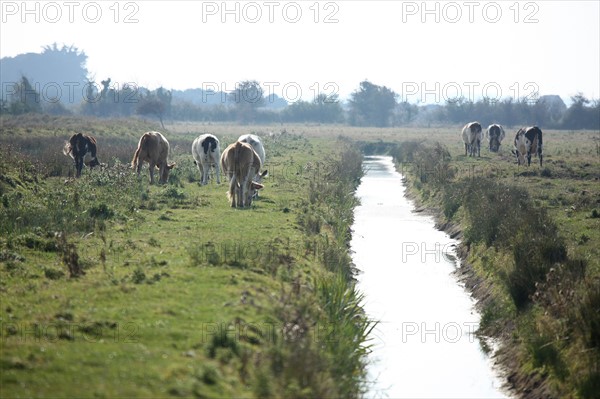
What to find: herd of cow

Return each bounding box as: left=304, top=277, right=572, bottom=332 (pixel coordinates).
left=462, top=122, right=544, bottom=167
left=62, top=123, right=544, bottom=208
left=63, top=131, right=267, bottom=208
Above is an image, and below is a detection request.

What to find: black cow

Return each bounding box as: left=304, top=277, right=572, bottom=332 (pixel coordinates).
left=63, top=133, right=101, bottom=177
left=486, top=124, right=506, bottom=152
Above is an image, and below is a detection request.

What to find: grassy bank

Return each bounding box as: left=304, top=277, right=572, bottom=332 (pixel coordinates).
left=0, top=116, right=372, bottom=398
left=388, top=135, right=599, bottom=398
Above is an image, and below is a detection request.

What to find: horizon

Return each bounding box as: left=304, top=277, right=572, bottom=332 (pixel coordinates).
left=1, top=1, right=599, bottom=106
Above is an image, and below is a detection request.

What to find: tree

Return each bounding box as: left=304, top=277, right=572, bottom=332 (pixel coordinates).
left=348, top=81, right=397, bottom=127
left=312, top=93, right=344, bottom=123
left=394, top=101, right=419, bottom=125
left=562, top=93, right=600, bottom=129
left=137, top=87, right=172, bottom=128
left=5, top=76, right=42, bottom=115
left=229, top=80, right=265, bottom=124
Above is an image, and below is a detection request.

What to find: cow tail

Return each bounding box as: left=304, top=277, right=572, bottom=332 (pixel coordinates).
left=62, top=141, right=72, bottom=156
left=132, top=134, right=147, bottom=168
left=234, top=142, right=242, bottom=183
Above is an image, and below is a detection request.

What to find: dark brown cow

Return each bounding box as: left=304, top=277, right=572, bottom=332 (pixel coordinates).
left=514, top=126, right=543, bottom=167
left=220, top=141, right=263, bottom=208
left=131, top=131, right=176, bottom=184
left=486, top=124, right=506, bottom=152
left=63, top=133, right=101, bottom=177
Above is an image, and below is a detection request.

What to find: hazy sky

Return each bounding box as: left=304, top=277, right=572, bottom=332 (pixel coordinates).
left=1, top=0, right=599, bottom=104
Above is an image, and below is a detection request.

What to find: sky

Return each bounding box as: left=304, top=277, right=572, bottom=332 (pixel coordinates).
left=1, top=0, right=599, bottom=104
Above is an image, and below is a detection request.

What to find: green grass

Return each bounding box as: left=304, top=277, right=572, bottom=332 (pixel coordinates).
left=2, top=116, right=598, bottom=398
left=0, top=117, right=370, bottom=398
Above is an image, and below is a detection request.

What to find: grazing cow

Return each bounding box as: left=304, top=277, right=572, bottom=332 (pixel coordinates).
left=238, top=134, right=268, bottom=183
left=192, top=134, right=221, bottom=185
left=513, top=126, right=543, bottom=167
left=462, top=122, right=483, bottom=157
left=63, top=133, right=101, bottom=177
left=131, top=131, right=176, bottom=184
left=486, top=124, right=506, bottom=152
left=220, top=141, right=263, bottom=208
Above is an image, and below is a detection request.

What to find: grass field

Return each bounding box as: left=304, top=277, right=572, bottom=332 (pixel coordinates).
left=0, top=116, right=370, bottom=398
left=1, top=115, right=598, bottom=398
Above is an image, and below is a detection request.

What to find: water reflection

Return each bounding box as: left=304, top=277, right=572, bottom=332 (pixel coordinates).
left=353, top=156, right=507, bottom=399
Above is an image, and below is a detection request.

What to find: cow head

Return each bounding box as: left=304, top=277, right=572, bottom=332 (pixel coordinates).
left=513, top=129, right=527, bottom=165
left=160, top=162, right=176, bottom=183
left=489, top=135, right=501, bottom=152
left=256, top=170, right=268, bottom=183
left=85, top=157, right=101, bottom=168
left=247, top=181, right=264, bottom=204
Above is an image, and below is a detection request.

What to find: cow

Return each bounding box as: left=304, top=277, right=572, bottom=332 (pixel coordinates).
left=191, top=134, right=221, bottom=185
left=462, top=122, right=483, bottom=157
left=131, top=131, right=176, bottom=184
left=486, top=124, right=506, bottom=152
left=238, top=134, right=268, bottom=196
left=62, top=133, right=101, bottom=177
left=220, top=141, right=263, bottom=208
left=513, top=126, right=543, bottom=167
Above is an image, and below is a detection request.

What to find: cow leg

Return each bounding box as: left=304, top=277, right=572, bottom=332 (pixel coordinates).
left=200, top=163, right=209, bottom=185
left=540, top=153, right=543, bottom=167
left=464, top=143, right=468, bottom=156
left=477, top=141, right=481, bottom=157
left=527, top=153, right=532, bottom=166
left=149, top=163, right=156, bottom=184
left=75, top=156, right=83, bottom=178
left=159, top=163, right=167, bottom=184
left=196, top=162, right=205, bottom=185
left=229, top=176, right=237, bottom=207
left=214, top=158, right=221, bottom=185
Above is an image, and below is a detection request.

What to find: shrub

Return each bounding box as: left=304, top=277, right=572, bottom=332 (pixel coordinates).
left=88, top=203, right=114, bottom=219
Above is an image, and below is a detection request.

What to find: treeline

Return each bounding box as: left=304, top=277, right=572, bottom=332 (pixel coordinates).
left=2, top=75, right=598, bottom=130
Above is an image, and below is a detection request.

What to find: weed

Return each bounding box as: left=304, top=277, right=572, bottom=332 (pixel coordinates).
left=131, top=267, right=146, bottom=284
left=88, top=203, right=114, bottom=219
left=55, top=232, right=84, bottom=278
left=44, top=268, right=65, bottom=280
left=205, top=325, right=239, bottom=359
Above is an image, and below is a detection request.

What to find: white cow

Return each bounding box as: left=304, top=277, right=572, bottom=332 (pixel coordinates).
left=513, top=126, right=543, bottom=167
left=462, top=122, right=483, bottom=157
left=192, top=134, right=221, bottom=185
left=237, top=134, right=268, bottom=192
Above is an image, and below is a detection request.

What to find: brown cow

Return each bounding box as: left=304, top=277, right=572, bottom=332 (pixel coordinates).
left=220, top=141, right=263, bottom=208
left=131, top=131, right=175, bottom=184
left=63, top=133, right=101, bottom=177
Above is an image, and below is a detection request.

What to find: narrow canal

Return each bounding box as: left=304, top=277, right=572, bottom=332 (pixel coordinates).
left=352, top=156, right=507, bottom=399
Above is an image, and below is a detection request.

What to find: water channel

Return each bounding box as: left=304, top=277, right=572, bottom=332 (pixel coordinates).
left=352, top=156, right=508, bottom=399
